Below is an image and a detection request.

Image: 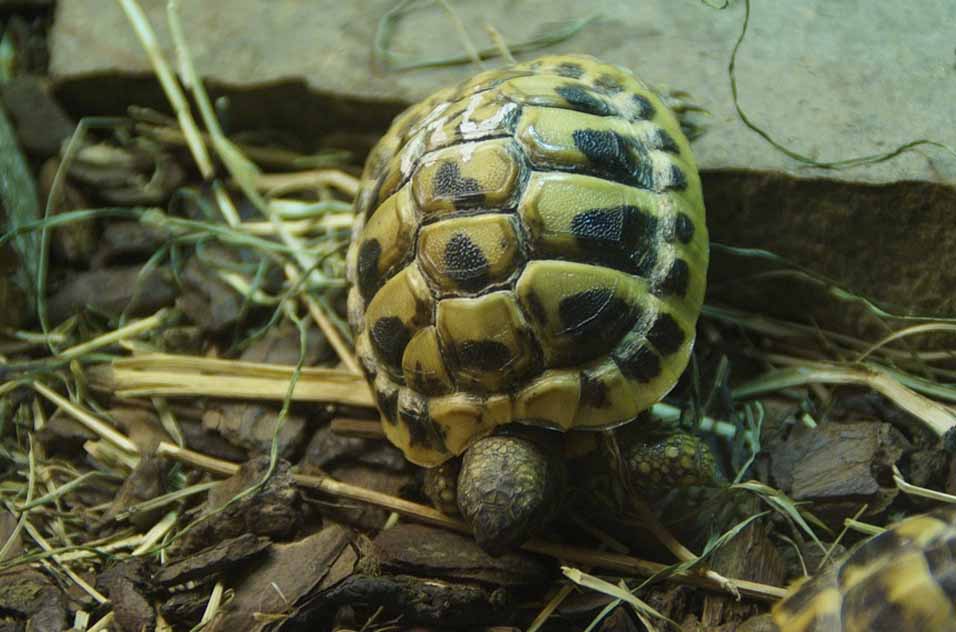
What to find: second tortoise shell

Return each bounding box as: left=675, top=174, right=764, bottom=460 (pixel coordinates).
left=772, top=506, right=956, bottom=632
left=346, top=54, right=708, bottom=466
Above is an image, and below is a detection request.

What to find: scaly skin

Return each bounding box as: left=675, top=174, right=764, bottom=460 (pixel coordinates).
left=619, top=431, right=721, bottom=494
left=422, top=458, right=461, bottom=516
left=456, top=434, right=565, bottom=556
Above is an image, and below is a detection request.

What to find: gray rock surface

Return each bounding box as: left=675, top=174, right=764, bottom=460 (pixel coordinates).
left=49, top=0, right=956, bottom=184
left=48, top=1, right=956, bottom=328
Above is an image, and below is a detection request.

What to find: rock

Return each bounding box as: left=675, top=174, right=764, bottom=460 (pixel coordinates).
left=900, top=448, right=950, bottom=499
left=314, top=462, right=414, bottom=531
left=49, top=1, right=955, bottom=184
left=92, top=221, right=168, bottom=269
left=178, top=417, right=248, bottom=463
left=598, top=607, right=642, bottom=632
left=239, top=320, right=331, bottom=367
left=65, top=140, right=185, bottom=205
left=159, top=591, right=209, bottom=629
left=704, top=174, right=956, bottom=339
left=778, top=538, right=847, bottom=584
left=108, top=407, right=172, bottom=454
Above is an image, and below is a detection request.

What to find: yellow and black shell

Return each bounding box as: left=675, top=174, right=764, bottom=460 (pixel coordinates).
left=346, top=54, right=708, bottom=466
left=772, top=506, right=956, bottom=632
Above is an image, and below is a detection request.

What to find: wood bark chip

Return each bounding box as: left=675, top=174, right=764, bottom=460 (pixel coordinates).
left=771, top=420, right=909, bottom=527
left=153, top=533, right=271, bottom=588
left=369, top=523, right=552, bottom=587
left=0, top=568, right=67, bottom=631
left=46, top=265, right=177, bottom=325
left=96, top=558, right=155, bottom=632
left=176, top=455, right=301, bottom=556
left=206, top=524, right=353, bottom=632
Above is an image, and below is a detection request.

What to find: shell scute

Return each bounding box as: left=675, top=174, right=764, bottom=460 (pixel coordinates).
left=412, top=138, right=524, bottom=216
left=418, top=214, right=523, bottom=293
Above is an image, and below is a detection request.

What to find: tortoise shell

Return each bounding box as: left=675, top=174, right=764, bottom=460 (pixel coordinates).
left=772, top=506, right=956, bottom=632
left=346, top=54, right=708, bottom=466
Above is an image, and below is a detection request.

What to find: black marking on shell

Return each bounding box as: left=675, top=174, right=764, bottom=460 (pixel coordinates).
left=842, top=583, right=911, bottom=632
left=457, top=340, right=513, bottom=372
left=432, top=160, right=485, bottom=208
left=658, top=259, right=690, bottom=298
left=647, top=314, right=685, bottom=356
left=674, top=212, right=695, bottom=244
left=496, top=104, right=523, bottom=136
left=594, top=74, right=624, bottom=94
left=923, top=537, right=956, bottom=585
left=571, top=129, right=655, bottom=190
left=366, top=175, right=388, bottom=219
left=554, top=62, right=584, bottom=79
left=633, top=249, right=658, bottom=278
left=569, top=205, right=660, bottom=277
left=774, top=573, right=828, bottom=619
left=580, top=372, right=609, bottom=408
left=630, top=94, right=656, bottom=120
left=356, top=239, right=383, bottom=303
left=370, top=316, right=412, bottom=370
left=930, top=548, right=956, bottom=600
left=399, top=397, right=446, bottom=450
left=524, top=290, right=549, bottom=327
left=667, top=164, right=688, bottom=191
left=554, top=84, right=613, bottom=117
left=653, top=129, right=680, bottom=154
left=443, top=232, right=491, bottom=292
left=839, top=529, right=902, bottom=580
left=557, top=288, right=636, bottom=344
left=612, top=343, right=661, bottom=382
left=377, top=389, right=399, bottom=425
left=409, top=360, right=448, bottom=396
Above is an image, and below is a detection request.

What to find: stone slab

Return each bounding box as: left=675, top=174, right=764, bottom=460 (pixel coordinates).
left=50, top=0, right=956, bottom=184
left=46, top=1, right=956, bottom=327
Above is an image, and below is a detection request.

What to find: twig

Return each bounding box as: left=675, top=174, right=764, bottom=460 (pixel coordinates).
left=33, top=381, right=139, bottom=455
left=99, top=356, right=372, bottom=405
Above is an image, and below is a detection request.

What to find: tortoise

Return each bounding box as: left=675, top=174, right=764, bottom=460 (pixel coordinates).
left=769, top=505, right=956, bottom=632
left=346, top=54, right=716, bottom=553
